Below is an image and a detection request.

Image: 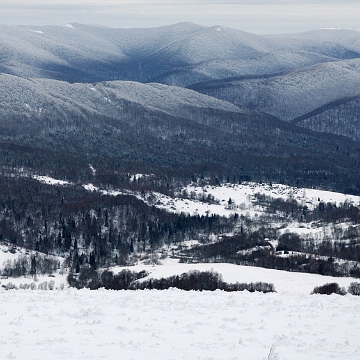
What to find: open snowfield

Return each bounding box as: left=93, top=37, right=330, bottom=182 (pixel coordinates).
left=1, top=262, right=360, bottom=360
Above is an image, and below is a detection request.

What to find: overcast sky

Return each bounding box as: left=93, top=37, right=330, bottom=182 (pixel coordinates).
left=0, top=1, right=359, bottom=34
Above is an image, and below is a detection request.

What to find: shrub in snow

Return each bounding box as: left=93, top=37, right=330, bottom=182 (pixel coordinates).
left=5, top=282, right=18, bottom=290
left=48, top=280, right=55, bottom=290
left=134, top=271, right=276, bottom=293
left=100, top=269, right=149, bottom=290
left=311, top=282, right=346, bottom=295
left=68, top=267, right=101, bottom=290
left=348, top=282, right=360, bottom=296
left=38, top=281, right=48, bottom=290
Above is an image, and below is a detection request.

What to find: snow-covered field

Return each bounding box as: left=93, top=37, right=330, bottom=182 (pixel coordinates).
left=1, top=261, right=360, bottom=360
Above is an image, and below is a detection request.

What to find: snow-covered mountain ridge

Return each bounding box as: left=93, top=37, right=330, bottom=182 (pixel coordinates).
left=1, top=22, right=360, bottom=165
left=1, top=22, right=359, bottom=82
left=1, top=22, right=360, bottom=144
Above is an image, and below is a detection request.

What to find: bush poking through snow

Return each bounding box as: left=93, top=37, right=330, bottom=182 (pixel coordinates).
left=1, top=281, right=65, bottom=291
left=348, top=282, right=360, bottom=296
left=68, top=268, right=276, bottom=293
left=134, top=271, right=275, bottom=293
left=311, top=282, right=346, bottom=295
left=5, top=282, right=17, bottom=290
left=48, top=280, right=55, bottom=290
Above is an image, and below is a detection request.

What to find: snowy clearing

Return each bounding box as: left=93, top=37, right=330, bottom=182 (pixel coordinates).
left=1, top=260, right=360, bottom=359
left=1, top=255, right=360, bottom=359
left=32, top=175, right=71, bottom=187
left=29, top=174, right=360, bottom=217
left=182, top=182, right=360, bottom=213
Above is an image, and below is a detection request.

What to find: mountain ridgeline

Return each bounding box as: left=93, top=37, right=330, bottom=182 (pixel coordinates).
left=0, top=23, right=360, bottom=194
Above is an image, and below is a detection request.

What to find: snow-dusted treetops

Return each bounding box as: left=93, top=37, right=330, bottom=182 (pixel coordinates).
left=1, top=22, right=360, bottom=282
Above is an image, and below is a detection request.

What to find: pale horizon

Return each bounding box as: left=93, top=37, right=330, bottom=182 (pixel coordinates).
left=0, top=1, right=359, bottom=34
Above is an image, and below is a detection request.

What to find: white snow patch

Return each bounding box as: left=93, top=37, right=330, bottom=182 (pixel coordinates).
left=0, top=244, right=25, bottom=265
left=130, top=173, right=152, bottom=181
left=89, top=164, right=96, bottom=176
left=29, top=30, right=44, bottom=34
left=180, top=182, right=360, bottom=215
left=32, top=175, right=71, bottom=186
left=321, top=27, right=360, bottom=31
left=83, top=183, right=98, bottom=192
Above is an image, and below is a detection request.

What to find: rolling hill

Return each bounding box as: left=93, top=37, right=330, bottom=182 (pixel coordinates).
left=1, top=22, right=359, bottom=142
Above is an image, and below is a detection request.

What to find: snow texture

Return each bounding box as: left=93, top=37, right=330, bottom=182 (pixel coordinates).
left=1, top=260, right=360, bottom=360
left=156, top=182, right=360, bottom=216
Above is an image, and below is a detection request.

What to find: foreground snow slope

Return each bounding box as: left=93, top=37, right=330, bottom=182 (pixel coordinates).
left=1, top=262, right=360, bottom=359
left=1, top=286, right=359, bottom=360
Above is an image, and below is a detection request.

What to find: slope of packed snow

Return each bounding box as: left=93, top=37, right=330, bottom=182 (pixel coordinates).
left=0, top=243, right=68, bottom=290
left=165, top=182, right=360, bottom=216
left=0, top=244, right=26, bottom=265
left=1, top=260, right=360, bottom=360
left=32, top=175, right=71, bottom=186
